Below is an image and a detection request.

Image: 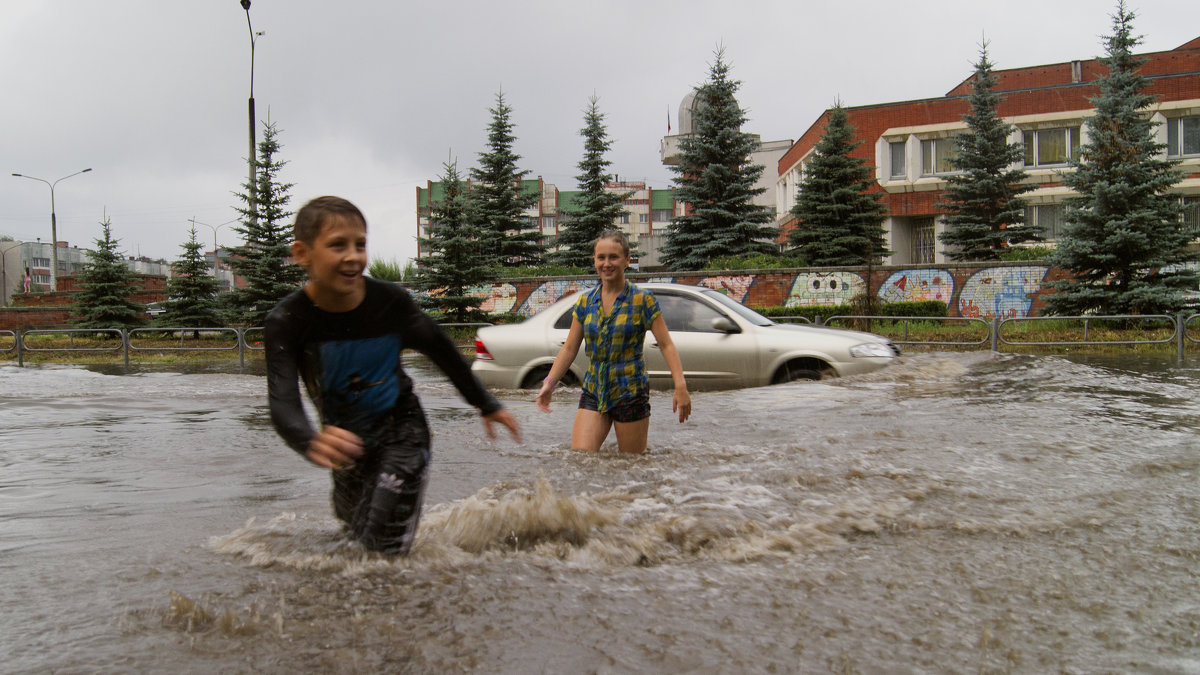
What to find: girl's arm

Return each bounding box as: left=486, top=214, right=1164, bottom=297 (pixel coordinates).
left=649, top=315, right=691, bottom=423
left=536, top=316, right=584, bottom=412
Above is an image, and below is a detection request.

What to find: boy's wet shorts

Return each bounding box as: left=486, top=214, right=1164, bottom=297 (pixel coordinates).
left=579, top=389, right=651, bottom=423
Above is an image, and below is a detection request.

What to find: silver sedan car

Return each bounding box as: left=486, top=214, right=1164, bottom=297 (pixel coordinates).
left=471, top=282, right=898, bottom=391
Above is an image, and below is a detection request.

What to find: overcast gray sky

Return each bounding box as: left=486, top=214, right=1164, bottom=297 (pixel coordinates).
left=2, top=0, right=1196, bottom=266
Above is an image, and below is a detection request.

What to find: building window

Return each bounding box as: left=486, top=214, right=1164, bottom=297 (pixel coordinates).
left=619, top=214, right=630, bottom=224
left=541, top=215, right=556, bottom=231
left=889, top=140, right=906, bottom=178
left=1167, top=116, right=1200, bottom=157
left=638, top=213, right=649, bottom=224
left=920, top=138, right=959, bottom=175
left=32, top=257, right=50, bottom=268
left=1023, top=126, right=1081, bottom=167
left=1025, top=204, right=1065, bottom=240
left=911, top=219, right=935, bottom=264
left=32, top=274, right=50, bottom=285
left=652, top=209, right=673, bottom=222
left=1183, top=196, right=1200, bottom=236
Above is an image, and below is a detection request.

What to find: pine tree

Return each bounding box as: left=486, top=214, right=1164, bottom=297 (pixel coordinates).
left=226, top=120, right=304, bottom=325
left=787, top=104, right=890, bottom=266
left=662, top=48, right=778, bottom=271
left=415, top=160, right=492, bottom=322
left=552, top=95, right=629, bottom=268
left=470, top=91, right=544, bottom=267
left=939, top=42, right=1035, bottom=261
left=74, top=216, right=145, bottom=329
left=163, top=226, right=222, bottom=327
left=1047, top=2, right=1197, bottom=315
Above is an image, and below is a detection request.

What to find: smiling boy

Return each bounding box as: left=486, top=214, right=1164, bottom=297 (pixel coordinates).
left=264, top=196, right=520, bottom=554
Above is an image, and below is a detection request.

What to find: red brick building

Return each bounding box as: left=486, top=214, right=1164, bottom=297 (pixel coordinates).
left=777, top=37, right=1200, bottom=264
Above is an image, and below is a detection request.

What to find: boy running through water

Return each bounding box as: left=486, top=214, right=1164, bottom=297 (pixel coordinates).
left=265, top=196, right=521, bottom=554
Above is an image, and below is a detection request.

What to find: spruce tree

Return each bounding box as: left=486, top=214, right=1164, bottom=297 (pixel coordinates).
left=470, top=91, right=544, bottom=267
left=163, top=226, right=222, bottom=328
left=552, top=95, right=629, bottom=268
left=415, top=160, right=492, bottom=322
left=787, top=104, right=890, bottom=266
left=74, top=217, right=145, bottom=329
left=939, top=42, right=1035, bottom=260
left=1047, top=2, right=1197, bottom=315
left=662, top=48, right=777, bottom=271
left=226, top=120, right=304, bottom=325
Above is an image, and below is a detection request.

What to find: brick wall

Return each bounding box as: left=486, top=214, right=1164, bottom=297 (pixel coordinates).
left=1, top=274, right=167, bottom=330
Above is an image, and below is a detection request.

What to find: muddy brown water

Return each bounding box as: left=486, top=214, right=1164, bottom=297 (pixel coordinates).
left=1, top=352, right=1197, bottom=673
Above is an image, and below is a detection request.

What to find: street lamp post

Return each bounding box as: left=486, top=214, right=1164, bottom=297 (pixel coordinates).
left=11, top=168, right=93, bottom=292
left=189, top=217, right=238, bottom=276
left=241, top=0, right=263, bottom=227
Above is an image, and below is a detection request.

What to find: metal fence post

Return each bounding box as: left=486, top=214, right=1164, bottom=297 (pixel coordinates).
left=238, top=328, right=245, bottom=368
left=16, top=329, right=23, bottom=367
left=123, top=329, right=130, bottom=368
left=1178, top=312, right=1187, bottom=361
left=991, top=317, right=999, bottom=352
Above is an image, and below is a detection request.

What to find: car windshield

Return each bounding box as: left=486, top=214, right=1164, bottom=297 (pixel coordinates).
left=699, top=289, right=774, bottom=326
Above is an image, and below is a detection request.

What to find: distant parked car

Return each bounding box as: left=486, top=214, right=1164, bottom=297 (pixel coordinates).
left=471, top=282, right=899, bottom=391
left=145, top=302, right=168, bottom=317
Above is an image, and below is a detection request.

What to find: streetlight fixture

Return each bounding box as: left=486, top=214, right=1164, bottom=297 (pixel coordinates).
left=241, top=0, right=263, bottom=226
left=11, top=167, right=93, bottom=291
left=189, top=217, right=238, bottom=276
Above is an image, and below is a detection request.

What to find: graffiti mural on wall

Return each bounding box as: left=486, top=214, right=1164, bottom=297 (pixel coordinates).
left=469, top=283, right=519, bottom=314
left=697, top=276, right=754, bottom=303
left=516, top=279, right=598, bottom=316
left=958, top=266, right=1049, bottom=319
left=878, top=269, right=955, bottom=305
left=785, top=271, right=865, bottom=307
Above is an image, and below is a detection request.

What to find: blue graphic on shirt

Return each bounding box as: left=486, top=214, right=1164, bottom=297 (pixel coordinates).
left=319, top=335, right=401, bottom=432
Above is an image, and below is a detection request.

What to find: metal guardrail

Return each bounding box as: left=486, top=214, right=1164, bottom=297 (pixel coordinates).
left=1184, top=315, right=1200, bottom=345
left=1, top=322, right=496, bottom=367
left=0, top=330, right=16, bottom=355
left=769, top=315, right=815, bottom=325
left=3, top=315, right=1198, bottom=366
left=997, top=314, right=1177, bottom=346
left=824, top=315, right=992, bottom=346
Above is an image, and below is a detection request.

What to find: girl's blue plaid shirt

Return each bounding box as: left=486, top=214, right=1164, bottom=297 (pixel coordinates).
left=573, top=281, right=662, bottom=413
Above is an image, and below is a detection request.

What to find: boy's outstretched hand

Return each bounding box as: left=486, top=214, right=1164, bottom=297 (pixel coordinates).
left=306, top=425, right=364, bottom=470
left=483, top=409, right=522, bottom=444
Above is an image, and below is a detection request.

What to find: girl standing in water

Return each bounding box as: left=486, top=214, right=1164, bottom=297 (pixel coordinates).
left=536, top=231, right=690, bottom=453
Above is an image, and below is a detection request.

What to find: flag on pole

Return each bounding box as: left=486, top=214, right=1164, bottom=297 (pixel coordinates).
left=667, top=105, right=671, bottom=134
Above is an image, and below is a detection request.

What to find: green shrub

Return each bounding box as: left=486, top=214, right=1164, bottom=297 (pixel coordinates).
left=998, top=245, right=1054, bottom=261
left=702, top=253, right=805, bottom=271
left=492, top=265, right=589, bottom=279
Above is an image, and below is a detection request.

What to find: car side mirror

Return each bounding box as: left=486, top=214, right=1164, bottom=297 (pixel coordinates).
left=711, top=317, right=740, bottom=334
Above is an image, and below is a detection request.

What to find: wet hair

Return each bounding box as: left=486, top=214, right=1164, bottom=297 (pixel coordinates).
left=595, top=230, right=630, bottom=257
left=293, top=196, right=367, bottom=245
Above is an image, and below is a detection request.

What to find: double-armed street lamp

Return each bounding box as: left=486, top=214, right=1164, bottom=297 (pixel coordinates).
left=241, top=0, right=263, bottom=225
left=11, top=167, right=93, bottom=291
left=189, top=217, right=238, bottom=275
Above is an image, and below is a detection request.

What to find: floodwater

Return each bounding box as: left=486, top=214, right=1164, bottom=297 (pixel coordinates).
left=1, top=351, right=1198, bottom=674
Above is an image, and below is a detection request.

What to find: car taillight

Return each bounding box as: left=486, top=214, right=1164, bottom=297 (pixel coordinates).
left=474, top=337, right=493, bottom=360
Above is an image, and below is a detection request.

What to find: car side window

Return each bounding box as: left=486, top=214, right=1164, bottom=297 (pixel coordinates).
left=553, top=307, right=573, bottom=330
left=656, top=293, right=727, bottom=333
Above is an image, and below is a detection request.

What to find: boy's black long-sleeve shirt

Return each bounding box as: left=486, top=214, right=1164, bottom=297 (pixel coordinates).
left=264, top=277, right=501, bottom=456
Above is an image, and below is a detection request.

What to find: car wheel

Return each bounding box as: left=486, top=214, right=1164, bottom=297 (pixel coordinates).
left=771, top=358, right=830, bottom=384
left=520, top=366, right=579, bottom=390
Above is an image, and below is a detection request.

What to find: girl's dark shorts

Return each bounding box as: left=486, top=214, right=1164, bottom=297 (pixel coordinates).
left=579, top=389, right=651, bottom=423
